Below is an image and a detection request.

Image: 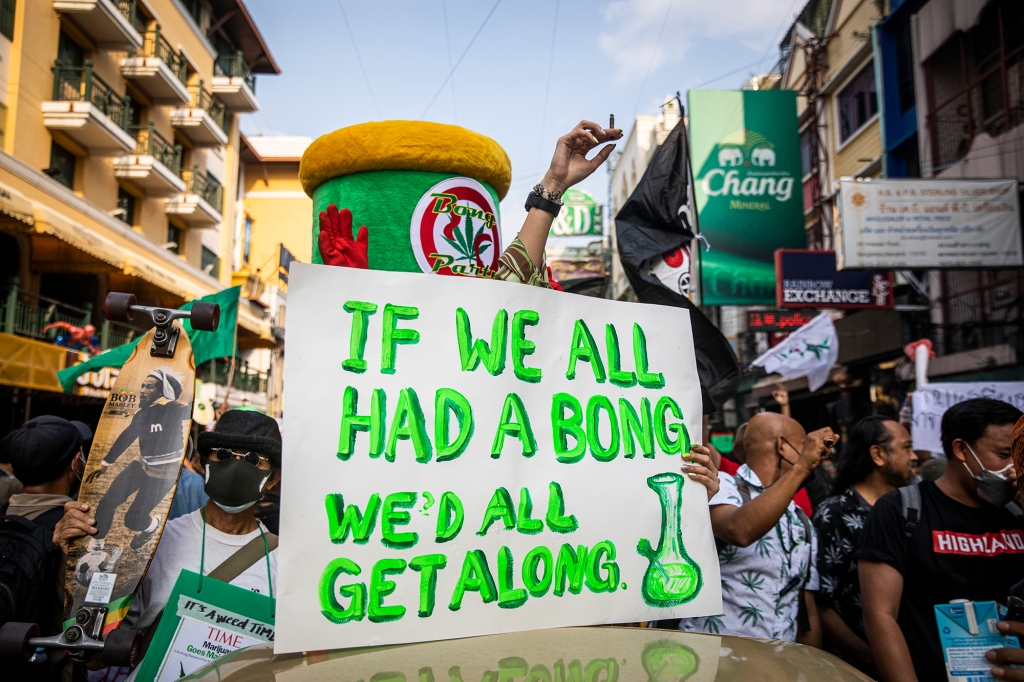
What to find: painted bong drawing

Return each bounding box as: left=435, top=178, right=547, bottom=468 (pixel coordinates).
left=637, top=472, right=703, bottom=606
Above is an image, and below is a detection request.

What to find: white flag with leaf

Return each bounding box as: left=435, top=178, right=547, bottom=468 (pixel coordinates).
left=751, top=313, right=839, bottom=392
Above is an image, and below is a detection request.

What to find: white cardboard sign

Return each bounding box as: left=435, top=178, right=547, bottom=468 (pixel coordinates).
left=275, top=263, right=720, bottom=653
left=911, top=382, right=1024, bottom=454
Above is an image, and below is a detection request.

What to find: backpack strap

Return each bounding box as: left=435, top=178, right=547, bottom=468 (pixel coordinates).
left=1005, top=501, right=1024, bottom=519
left=899, top=485, right=921, bottom=538
left=794, top=506, right=812, bottom=542
left=207, top=532, right=278, bottom=584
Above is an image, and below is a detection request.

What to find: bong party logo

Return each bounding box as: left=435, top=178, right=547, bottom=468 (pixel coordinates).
left=700, top=129, right=794, bottom=206
left=411, top=177, right=502, bottom=278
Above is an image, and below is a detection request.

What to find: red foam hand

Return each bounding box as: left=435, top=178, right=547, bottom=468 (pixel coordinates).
left=318, top=204, right=369, bottom=269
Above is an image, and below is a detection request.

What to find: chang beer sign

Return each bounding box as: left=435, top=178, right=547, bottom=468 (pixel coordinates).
left=689, top=90, right=805, bottom=305
left=550, top=189, right=604, bottom=237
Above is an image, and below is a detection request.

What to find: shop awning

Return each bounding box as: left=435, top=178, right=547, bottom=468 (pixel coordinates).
left=0, top=182, right=34, bottom=226
left=0, top=332, right=66, bottom=392
left=33, top=206, right=125, bottom=268
left=123, top=254, right=191, bottom=299
left=237, top=302, right=274, bottom=342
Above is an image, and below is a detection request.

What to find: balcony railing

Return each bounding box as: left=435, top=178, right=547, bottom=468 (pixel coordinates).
left=129, top=122, right=182, bottom=175
left=188, top=82, right=225, bottom=128
left=113, top=0, right=143, bottom=32
left=2, top=279, right=144, bottom=351
left=214, top=51, right=256, bottom=94
left=182, top=164, right=224, bottom=211
left=52, top=60, right=133, bottom=133
left=136, top=26, right=188, bottom=84
left=200, top=358, right=269, bottom=395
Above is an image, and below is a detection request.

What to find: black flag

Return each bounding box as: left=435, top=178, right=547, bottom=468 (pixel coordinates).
left=615, top=119, right=740, bottom=413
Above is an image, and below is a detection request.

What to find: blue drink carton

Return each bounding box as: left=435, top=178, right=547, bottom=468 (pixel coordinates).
left=935, top=600, right=1020, bottom=682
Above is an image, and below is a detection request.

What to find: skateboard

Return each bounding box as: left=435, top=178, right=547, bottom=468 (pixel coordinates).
left=0, top=293, right=219, bottom=668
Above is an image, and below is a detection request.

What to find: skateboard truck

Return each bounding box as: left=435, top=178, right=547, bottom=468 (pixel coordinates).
left=105, top=293, right=220, bottom=359
left=0, top=611, right=141, bottom=667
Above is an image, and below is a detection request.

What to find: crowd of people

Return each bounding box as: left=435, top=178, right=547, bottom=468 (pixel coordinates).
left=678, top=395, right=1024, bottom=682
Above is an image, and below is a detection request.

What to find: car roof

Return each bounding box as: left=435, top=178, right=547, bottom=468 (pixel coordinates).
left=179, top=626, right=872, bottom=681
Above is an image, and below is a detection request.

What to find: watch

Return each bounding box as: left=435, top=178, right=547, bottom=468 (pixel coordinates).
left=525, top=191, right=562, bottom=217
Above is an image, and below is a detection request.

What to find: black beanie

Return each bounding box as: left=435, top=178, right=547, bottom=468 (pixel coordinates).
left=198, top=409, right=282, bottom=469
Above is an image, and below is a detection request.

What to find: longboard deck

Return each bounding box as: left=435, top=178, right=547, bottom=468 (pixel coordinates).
left=64, top=322, right=195, bottom=633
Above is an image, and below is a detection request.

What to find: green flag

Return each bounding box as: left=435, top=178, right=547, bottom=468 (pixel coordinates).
left=57, top=286, right=241, bottom=393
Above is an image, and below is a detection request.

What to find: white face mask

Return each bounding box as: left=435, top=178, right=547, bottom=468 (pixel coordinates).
left=962, top=444, right=1016, bottom=507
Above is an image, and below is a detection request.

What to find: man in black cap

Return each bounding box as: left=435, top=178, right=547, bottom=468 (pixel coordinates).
left=1, top=415, right=92, bottom=532
left=87, top=368, right=192, bottom=550
left=0, top=416, right=91, bottom=682
left=54, top=409, right=282, bottom=642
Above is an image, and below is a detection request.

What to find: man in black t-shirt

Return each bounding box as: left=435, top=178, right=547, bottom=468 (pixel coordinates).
left=857, top=398, right=1024, bottom=682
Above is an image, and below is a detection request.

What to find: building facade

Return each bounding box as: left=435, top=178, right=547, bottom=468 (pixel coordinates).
left=0, top=0, right=278, bottom=428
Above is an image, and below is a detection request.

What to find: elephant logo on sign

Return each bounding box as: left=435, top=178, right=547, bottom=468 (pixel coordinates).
left=717, top=147, right=743, bottom=167
left=751, top=147, right=776, bottom=167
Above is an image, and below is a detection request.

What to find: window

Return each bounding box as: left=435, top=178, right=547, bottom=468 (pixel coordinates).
left=895, top=21, right=916, bottom=114
left=837, top=62, right=878, bottom=143
left=201, top=247, right=220, bottom=278
left=243, top=216, right=253, bottom=265
left=116, top=188, right=136, bottom=226
left=0, top=0, right=15, bottom=41
left=800, top=127, right=815, bottom=177
left=57, top=31, right=84, bottom=66
left=167, top=225, right=182, bottom=254
left=48, top=142, right=76, bottom=189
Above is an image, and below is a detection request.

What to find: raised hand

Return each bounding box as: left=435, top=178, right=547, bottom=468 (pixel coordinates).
left=53, top=501, right=97, bottom=552
left=318, top=204, right=369, bottom=269
left=542, top=120, right=622, bottom=194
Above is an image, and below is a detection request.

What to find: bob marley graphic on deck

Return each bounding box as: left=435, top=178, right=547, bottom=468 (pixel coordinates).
left=76, top=367, right=191, bottom=586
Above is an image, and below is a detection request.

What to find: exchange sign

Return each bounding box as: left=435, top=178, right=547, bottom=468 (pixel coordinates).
left=276, top=263, right=720, bottom=652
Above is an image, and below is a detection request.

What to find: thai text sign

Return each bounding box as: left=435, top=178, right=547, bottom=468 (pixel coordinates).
left=911, top=382, right=1024, bottom=454
left=837, top=178, right=1023, bottom=269
left=775, top=249, right=893, bottom=309
left=276, top=263, right=719, bottom=652
left=550, top=189, right=604, bottom=237
left=689, top=90, right=805, bottom=305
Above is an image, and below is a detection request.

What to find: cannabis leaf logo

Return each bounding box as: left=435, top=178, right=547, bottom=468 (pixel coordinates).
left=441, top=213, right=491, bottom=264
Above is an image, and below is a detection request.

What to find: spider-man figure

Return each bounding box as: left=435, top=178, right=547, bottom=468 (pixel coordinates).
left=42, top=321, right=100, bottom=355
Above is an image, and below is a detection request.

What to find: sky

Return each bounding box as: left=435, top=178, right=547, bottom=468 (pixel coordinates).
left=241, top=0, right=804, bottom=241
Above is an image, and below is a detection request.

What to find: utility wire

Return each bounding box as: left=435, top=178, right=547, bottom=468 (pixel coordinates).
left=535, top=0, right=561, bottom=169
left=689, top=53, right=776, bottom=91
left=632, top=0, right=675, bottom=121
left=421, top=0, right=503, bottom=119
left=335, top=0, right=381, bottom=119
left=441, top=0, right=457, bottom=123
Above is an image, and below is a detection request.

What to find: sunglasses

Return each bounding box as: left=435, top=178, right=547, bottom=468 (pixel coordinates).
left=208, top=448, right=270, bottom=467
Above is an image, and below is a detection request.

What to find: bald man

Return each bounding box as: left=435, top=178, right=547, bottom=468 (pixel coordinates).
left=679, top=412, right=838, bottom=644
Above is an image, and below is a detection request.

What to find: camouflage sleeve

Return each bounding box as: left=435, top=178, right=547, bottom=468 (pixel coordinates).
left=493, top=237, right=553, bottom=290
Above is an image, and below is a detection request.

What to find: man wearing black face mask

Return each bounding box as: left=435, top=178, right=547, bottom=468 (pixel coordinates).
left=858, top=398, right=1024, bottom=682
left=53, top=409, right=282, bottom=649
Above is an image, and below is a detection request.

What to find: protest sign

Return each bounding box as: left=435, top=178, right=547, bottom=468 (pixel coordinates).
left=911, top=382, right=1024, bottom=454
left=276, top=263, right=719, bottom=653
left=134, top=571, right=275, bottom=682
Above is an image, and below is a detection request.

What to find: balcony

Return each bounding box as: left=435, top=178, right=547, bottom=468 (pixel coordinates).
left=114, top=123, right=185, bottom=196
left=43, top=61, right=134, bottom=156
left=121, top=26, right=190, bottom=105
left=170, top=83, right=228, bottom=147
left=53, top=0, right=142, bottom=51
left=165, top=164, right=223, bottom=227
left=211, top=52, right=259, bottom=112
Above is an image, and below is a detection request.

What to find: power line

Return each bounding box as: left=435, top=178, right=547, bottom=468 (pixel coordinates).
left=632, top=0, right=675, bottom=121
left=688, top=53, right=776, bottom=92
left=441, top=0, right=457, bottom=124
left=335, top=0, right=381, bottom=119
left=536, top=0, right=561, bottom=170
left=421, top=0, right=503, bottom=119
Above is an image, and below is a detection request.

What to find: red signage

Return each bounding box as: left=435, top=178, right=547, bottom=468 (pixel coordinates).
left=747, top=310, right=817, bottom=332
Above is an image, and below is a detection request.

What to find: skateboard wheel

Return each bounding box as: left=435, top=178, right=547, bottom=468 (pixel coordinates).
left=105, top=293, right=137, bottom=322
left=0, top=622, right=39, bottom=660
left=189, top=302, right=220, bottom=332
left=101, top=629, right=142, bottom=668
